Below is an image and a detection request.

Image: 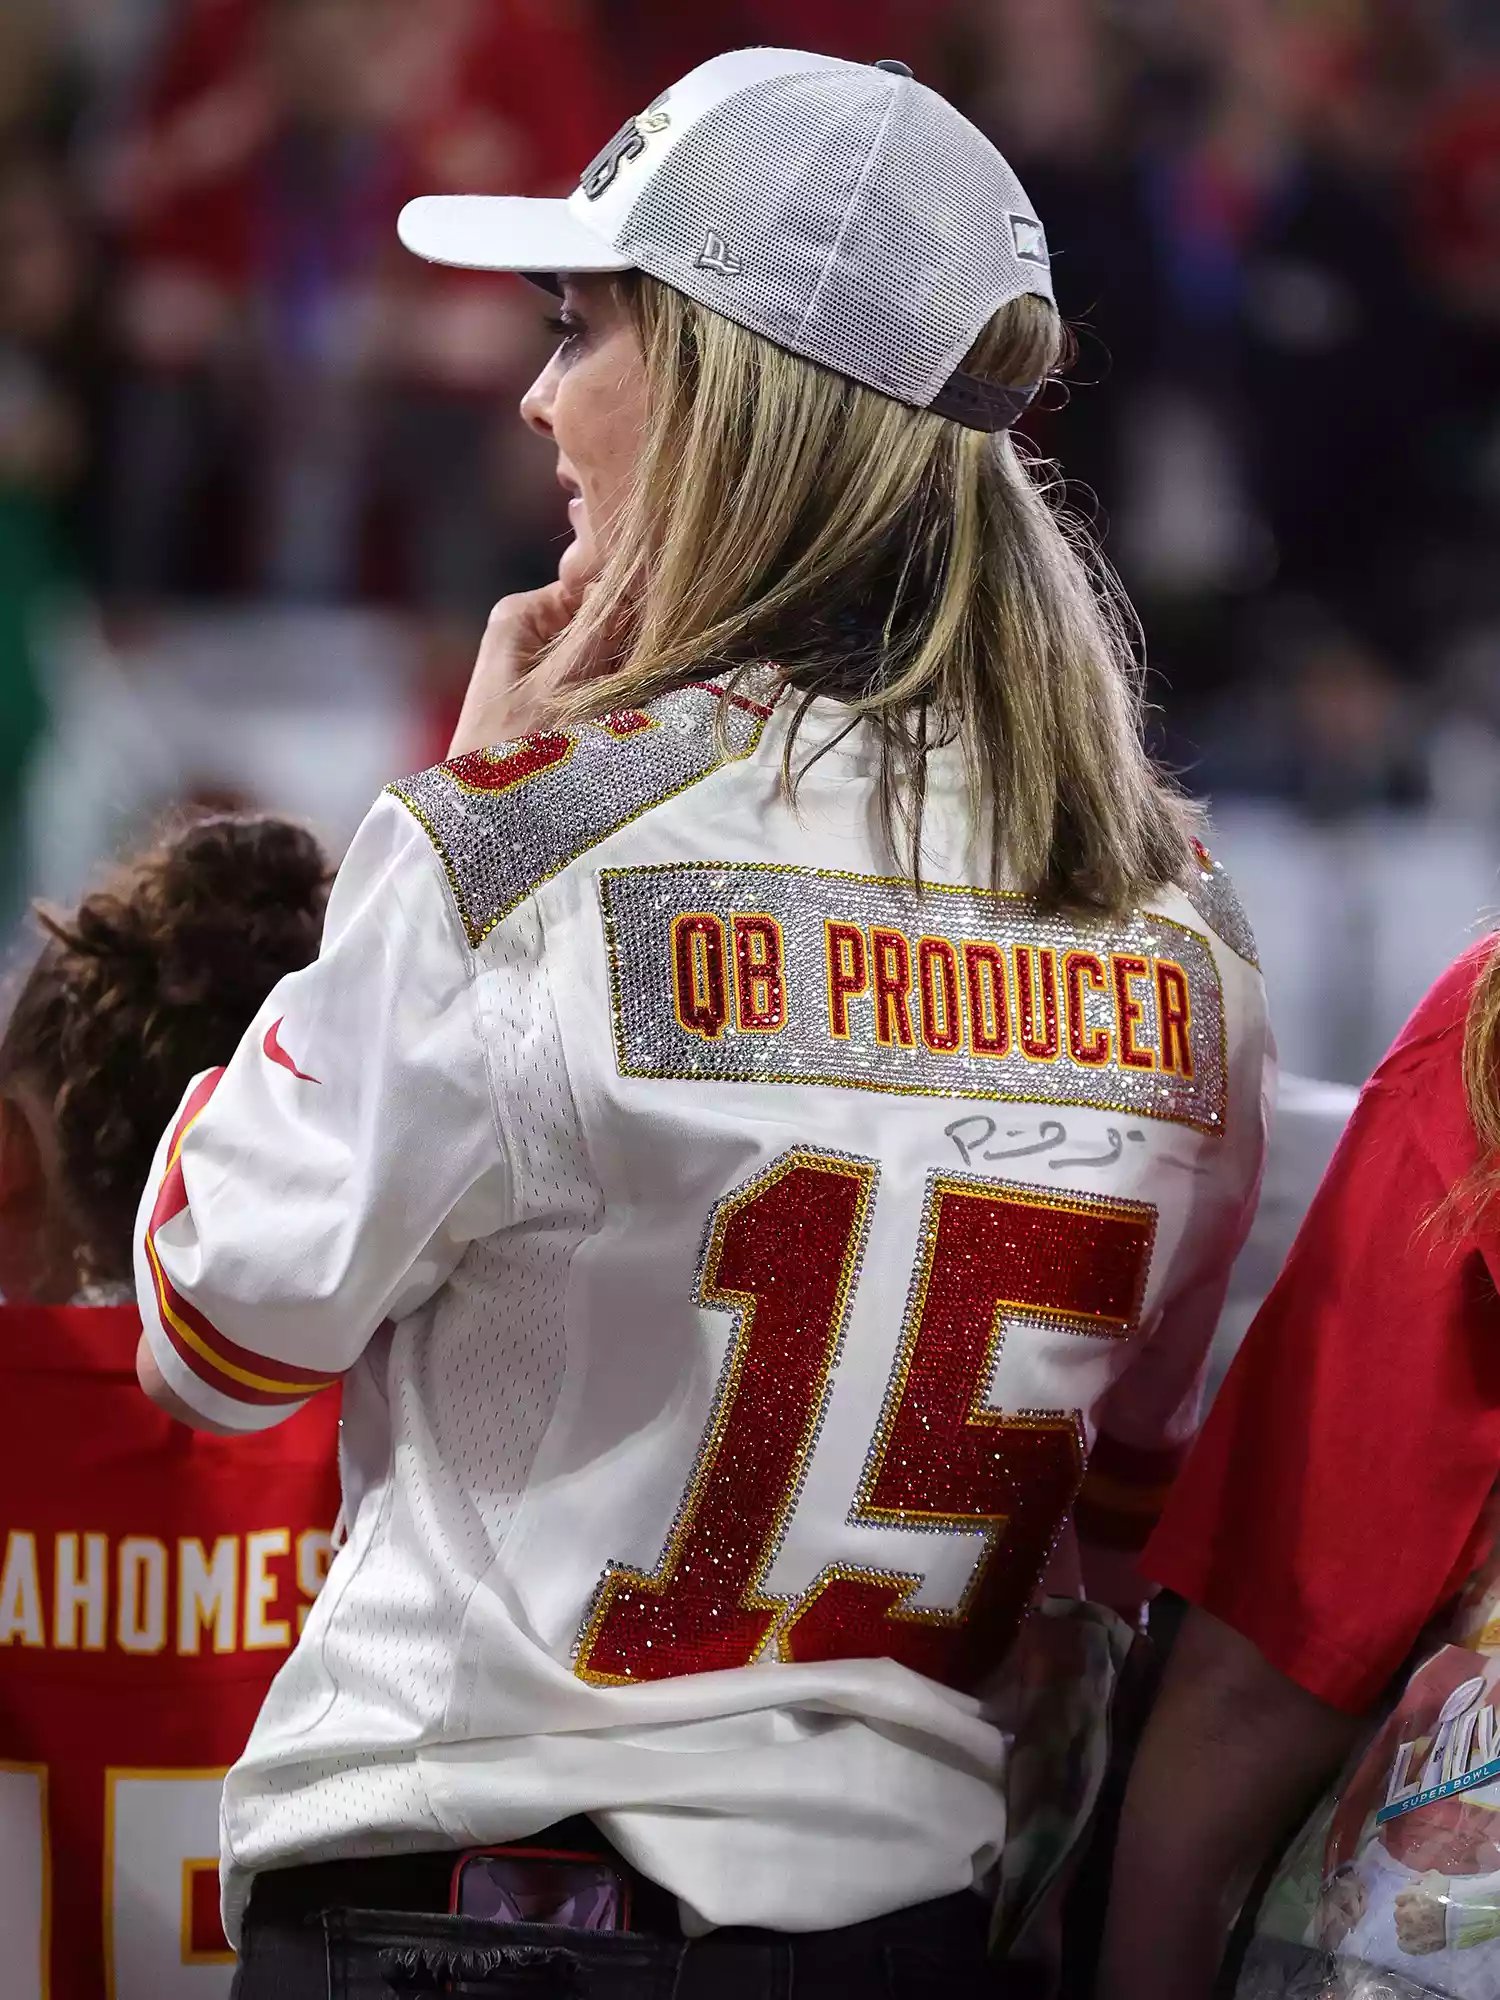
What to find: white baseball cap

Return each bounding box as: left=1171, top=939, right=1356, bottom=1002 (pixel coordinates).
left=398, top=47, right=1054, bottom=431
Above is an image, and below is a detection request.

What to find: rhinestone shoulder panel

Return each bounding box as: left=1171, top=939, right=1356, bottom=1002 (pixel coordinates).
left=387, top=674, right=780, bottom=947
left=1179, top=838, right=1259, bottom=970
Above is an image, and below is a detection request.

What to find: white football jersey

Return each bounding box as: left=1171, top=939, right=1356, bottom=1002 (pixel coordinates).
left=1208, top=1072, right=1356, bottom=1404
left=134, top=672, right=1270, bottom=1941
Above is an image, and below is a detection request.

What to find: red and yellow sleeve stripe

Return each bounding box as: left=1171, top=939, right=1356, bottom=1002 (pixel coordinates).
left=1072, top=1432, right=1189, bottom=1554
left=143, top=1070, right=339, bottom=1409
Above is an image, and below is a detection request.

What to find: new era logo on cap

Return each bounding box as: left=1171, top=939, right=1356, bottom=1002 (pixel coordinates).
left=695, top=232, right=743, bottom=277
left=1010, top=214, right=1048, bottom=267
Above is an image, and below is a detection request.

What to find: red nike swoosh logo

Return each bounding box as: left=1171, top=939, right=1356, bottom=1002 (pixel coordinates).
left=263, top=1017, right=321, bottom=1084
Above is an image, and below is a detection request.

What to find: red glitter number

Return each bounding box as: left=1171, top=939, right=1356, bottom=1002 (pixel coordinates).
left=445, top=733, right=574, bottom=794
left=575, top=1152, right=875, bottom=1684
left=575, top=1160, right=1155, bottom=1694
left=783, top=1178, right=1155, bottom=1691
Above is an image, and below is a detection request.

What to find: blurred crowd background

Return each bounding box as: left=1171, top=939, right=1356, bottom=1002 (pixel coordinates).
left=0, top=0, right=1497, bottom=1081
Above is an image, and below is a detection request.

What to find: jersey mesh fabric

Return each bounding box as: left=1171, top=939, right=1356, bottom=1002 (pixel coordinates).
left=616, top=67, right=1051, bottom=405
left=222, top=904, right=588, bottom=1877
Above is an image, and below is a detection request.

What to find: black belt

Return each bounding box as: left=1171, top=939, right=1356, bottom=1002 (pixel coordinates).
left=245, top=1818, right=684, bottom=1937
left=240, top=1851, right=1025, bottom=2000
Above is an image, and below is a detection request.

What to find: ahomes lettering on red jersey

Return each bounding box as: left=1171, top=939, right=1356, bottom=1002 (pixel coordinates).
left=0, top=1301, right=340, bottom=1999
left=0, top=1523, right=332, bottom=1656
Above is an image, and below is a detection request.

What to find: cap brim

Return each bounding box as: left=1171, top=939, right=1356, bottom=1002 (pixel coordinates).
left=397, top=196, right=633, bottom=276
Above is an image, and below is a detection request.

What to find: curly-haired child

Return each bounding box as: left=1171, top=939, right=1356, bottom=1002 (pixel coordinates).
left=0, top=814, right=342, bottom=2000
left=0, top=813, right=330, bottom=1299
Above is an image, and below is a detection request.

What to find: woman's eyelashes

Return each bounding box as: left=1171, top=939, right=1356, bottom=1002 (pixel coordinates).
left=544, top=308, right=587, bottom=358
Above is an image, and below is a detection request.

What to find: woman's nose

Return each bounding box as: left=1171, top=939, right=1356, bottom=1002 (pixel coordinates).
left=520, top=357, right=558, bottom=438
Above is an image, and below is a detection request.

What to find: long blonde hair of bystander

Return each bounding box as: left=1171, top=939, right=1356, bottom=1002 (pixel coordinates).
left=1462, top=954, right=1500, bottom=1205
left=542, top=275, right=1201, bottom=913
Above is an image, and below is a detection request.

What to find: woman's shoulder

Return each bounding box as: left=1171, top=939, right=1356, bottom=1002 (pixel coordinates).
left=383, top=676, right=780, bottom=948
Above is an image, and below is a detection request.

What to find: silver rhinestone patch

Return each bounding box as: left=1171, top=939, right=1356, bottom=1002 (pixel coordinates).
left=600, top=861, right=1228, bottom=1135
left=387, top=672, right=781, bottom=946
left=1180, top=837, right=1259, bottom=969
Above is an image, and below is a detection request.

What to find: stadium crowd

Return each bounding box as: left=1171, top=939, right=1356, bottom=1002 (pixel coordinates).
left=0, top=0, right=1497, bottom=941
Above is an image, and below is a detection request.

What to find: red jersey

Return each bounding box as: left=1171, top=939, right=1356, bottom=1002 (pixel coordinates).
left=1147, top=942, right=1500, bottom=1713
left=0, top=1303, right=339, bottom=2000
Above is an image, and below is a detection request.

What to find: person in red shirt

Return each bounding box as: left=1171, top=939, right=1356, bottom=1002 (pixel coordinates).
left=0, top=814, right=341, bottom=2000
left=1099, top=940, right=1500, bottom=1998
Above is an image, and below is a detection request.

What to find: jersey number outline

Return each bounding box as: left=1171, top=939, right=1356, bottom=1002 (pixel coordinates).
left=103, top=1768, right=234, bottom=1994
left=0, top=1765, right=234, bottom=1998
left=575, top=1149, right=1157, bottom=1693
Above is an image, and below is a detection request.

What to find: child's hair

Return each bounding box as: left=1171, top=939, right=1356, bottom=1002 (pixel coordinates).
left=0, top=814, right=330, bottom=1285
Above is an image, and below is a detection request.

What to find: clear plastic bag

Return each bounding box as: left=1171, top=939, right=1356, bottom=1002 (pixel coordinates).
left=1239, top=1498, right=1500, bottom=2000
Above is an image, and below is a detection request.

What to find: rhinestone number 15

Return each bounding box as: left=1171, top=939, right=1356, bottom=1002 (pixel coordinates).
left=575, top=1149, right=1157, bottom=1694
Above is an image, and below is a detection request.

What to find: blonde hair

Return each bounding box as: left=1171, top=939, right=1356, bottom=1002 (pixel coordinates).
left=547, top=275, right=1199, bottom=912
left=1458, top=947, right=1500, bottom=1224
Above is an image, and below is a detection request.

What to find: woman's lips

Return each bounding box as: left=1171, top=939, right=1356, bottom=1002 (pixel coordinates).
left=567, top=495, right=583, bottom=521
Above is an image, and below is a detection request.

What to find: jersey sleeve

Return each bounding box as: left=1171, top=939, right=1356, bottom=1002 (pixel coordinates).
left=134, top=791, right=511, bottom=1432
left=1075, top=1268, right=1249, bottom=1576
left=1145, top=1050, right=1500, bottom=1713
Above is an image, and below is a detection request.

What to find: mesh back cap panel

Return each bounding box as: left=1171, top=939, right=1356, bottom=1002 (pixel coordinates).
left=620, top=71, right=894, bottom=367
left=397, top=47, right=1054, bottom=415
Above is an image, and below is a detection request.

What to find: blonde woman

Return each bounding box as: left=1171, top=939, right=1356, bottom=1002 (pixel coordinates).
left=134, top=50, right=1270, bottom=1999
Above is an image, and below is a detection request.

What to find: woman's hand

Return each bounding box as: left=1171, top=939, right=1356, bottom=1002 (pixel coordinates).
left=447, top=578, right=584, bottom=758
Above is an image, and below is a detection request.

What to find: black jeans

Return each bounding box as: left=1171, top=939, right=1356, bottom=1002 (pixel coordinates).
left=231, top=1891, right=1022, bottom=1998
